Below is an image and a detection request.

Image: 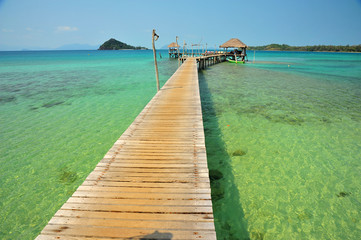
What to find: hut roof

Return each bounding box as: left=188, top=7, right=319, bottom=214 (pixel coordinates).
left=168, top=42, right=180, bottom=48
left=219, top=38, right=247, bottom=48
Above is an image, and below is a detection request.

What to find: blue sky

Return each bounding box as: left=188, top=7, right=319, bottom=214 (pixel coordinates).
left=0, top=0, right=361, bottom=50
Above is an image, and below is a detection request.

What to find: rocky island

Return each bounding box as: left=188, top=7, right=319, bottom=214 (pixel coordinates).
left=98, top=38, right=147, bottom=50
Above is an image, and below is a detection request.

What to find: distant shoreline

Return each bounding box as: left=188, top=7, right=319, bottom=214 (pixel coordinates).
left=4, top=48, right=208, bottom=51
left=97, top=48, right=149, bottom=51
left=248, top=49, right=361, bottom=53
left=248, top=44, right=361, bottom=53
left=1, top=48, right=360, bottom=53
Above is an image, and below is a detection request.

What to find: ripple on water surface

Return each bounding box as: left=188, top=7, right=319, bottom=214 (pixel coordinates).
left=200, top=55, right=361, bottom=239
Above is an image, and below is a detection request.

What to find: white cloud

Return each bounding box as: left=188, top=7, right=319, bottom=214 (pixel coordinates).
left=56, top=26, right=78, bottom=32
left=2, top=28, right=14, bottom=33
left=26, top=27, right=33, bottom=31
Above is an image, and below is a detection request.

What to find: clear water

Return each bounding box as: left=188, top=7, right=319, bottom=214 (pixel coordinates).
left=1, top=50, right=360, bottom=240
left=0, top=50, right=178, bottom=239
left=199, top=51, right=361, bottom=239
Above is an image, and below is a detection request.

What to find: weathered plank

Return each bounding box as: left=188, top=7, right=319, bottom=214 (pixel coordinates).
left=55, top=209, right=214, bottom=222
left=39, top=225, right=217, bottom=240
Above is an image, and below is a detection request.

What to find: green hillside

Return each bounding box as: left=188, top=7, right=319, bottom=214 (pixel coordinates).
left=98, top=38, right=147, bottom=50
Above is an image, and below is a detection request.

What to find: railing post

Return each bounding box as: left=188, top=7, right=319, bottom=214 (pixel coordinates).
left=176, top=36, right=180, bottom=68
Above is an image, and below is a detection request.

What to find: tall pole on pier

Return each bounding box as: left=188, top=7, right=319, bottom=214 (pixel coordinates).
left=152, top=29, right=160, bottom=92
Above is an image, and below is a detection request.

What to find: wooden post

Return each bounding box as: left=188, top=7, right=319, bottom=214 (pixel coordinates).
left=183, top=40, right=185, bottom=57
left=152, top=29, right=160, bottom=92
left=176, top=36, right=180, bottom=68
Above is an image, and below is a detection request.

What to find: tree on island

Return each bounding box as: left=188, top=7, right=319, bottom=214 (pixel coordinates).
left=248, top=44, right=361, bottom=52
left=98, top=38, right=147, bottom=50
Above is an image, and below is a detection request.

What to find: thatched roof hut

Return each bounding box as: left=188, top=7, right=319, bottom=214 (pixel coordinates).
left=168, top=42, right=181, bottom=58
left=219, top=38, right=247, bottom=49
left=168, top=42, right=180, bottom=48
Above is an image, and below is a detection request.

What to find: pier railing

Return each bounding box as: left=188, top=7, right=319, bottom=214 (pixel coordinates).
left=180, top=53, right=227, bottom=69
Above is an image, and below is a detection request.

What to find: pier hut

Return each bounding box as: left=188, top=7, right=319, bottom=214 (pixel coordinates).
left=220, top=38, right=248, bottom=62
left=168, top=42, right=182, bottom=58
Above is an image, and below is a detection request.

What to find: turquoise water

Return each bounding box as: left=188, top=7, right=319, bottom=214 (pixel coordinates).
left=0, top=50, right=177, bottom=239
left=199, top=51, right=361, bottom=239
left=0, top=50, right=360, bottom=239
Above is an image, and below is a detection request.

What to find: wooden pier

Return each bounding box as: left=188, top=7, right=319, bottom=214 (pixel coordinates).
left=177, top=37, right=248, bottom=67
left=180, top=53, right=227, bottom=70
left=36, top=58, right=216, bottom=240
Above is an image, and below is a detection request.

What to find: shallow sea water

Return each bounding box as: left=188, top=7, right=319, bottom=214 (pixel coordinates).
left=0, top=50, right=177, bottom=239
left=1, top=50, right=360, bottom=239
left=199, top=51, right=361, bottom=239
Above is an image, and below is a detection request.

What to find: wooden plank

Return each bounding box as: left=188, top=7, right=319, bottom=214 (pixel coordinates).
left=76, top=186, right=211, bottom=194
left=48, top=217, right=215, bottom=230
left=85, top=177, right=211, bottom=184
left=60, top=202, right=213, bottom=214
left=89, top=168, right=209, bottom=174
left=81, top=180, right=211, bottom=189
left=86, top=172, right=210, bottom=179
left=54, top=209, right=214, bottom=222
left=89, top=172, right=209, bottom=178
left=37, top=58, right=216, bottom=239
left=96, top=163, right=208, bottom=168
left=66, top=196, right=213, bottom=206
left=72, top=191, right=211, bottom=200
left=92, top=168, right=209, bottom=174
left=93, top=167, right=210, bottom=174
left=99, top=159, right=209, bottom=164
left=39, top=225, right=217, bottom=240
left=100, top=153, right=207, bottom=159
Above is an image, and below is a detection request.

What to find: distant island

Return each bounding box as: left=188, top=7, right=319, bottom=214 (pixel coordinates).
left=98, top=38, right=147, bottom=50
left=248, top=44, right=361, bottom=53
